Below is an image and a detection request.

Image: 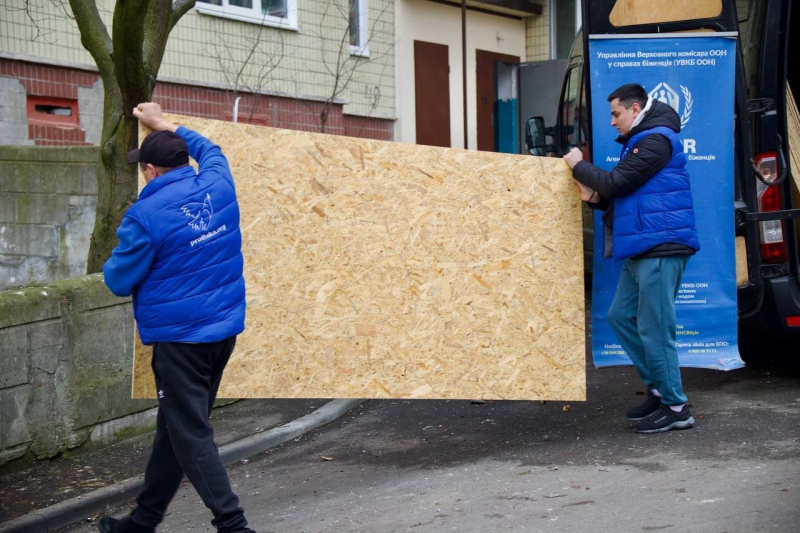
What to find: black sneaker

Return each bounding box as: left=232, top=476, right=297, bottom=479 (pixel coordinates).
left=97, top=517, right=154, bottom=533
left=635, top=405, right=695, bottom=434
left=626, top=392, right=662, bottom=421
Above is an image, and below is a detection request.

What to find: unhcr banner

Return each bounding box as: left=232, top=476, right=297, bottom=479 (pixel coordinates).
left=588, top=34, right=744, bottom=370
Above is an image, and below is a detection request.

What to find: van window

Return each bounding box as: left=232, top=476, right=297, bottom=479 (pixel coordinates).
left=562, top=66, right=580, bottom=149
left=739, top=0, right=765, bottom=95
left=609, top=0, right=722, bottom=27
left=561, top=66, right=588, bottom=152
left=736, top=0, right=752, bottom=44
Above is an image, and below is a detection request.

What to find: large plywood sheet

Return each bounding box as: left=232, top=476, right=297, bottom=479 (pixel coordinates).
left=609, top=0, right=722, bottom=27
left=788, top=85, right=800, bottom=255
left=132, top=115, right=586, bottom=400
left=788, top=85, right=800, bottom=194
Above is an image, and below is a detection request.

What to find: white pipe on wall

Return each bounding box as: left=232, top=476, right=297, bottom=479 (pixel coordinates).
left=233, top=96, right=241, bottom=123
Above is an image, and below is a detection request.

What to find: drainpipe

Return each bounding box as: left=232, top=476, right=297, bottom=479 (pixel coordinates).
left=233, top=96, right=241, bottom=123
left=462, top=0, right=468, bottom=149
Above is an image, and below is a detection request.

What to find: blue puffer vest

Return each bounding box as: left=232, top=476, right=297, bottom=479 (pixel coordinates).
left=613, top=126, right=701, bottom=260
left=127, top=132, right=245, bottom=344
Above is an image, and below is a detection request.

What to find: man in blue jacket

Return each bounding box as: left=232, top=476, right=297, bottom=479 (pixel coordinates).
left=100, top=103, right=252, bottom=532
left=563, top=84, right=700, bottom=434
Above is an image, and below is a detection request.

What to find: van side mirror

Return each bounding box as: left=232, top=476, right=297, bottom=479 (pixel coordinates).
left=526, top=116, right=555, bottom=156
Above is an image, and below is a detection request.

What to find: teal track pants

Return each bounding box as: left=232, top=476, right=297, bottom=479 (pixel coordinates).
left=608, top=256, right=690, bottom=406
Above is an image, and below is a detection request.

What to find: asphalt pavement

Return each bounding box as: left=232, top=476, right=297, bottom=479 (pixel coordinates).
left=56, top=353, right=800, bottom=532
left=0, top=399, right=331, bottom=523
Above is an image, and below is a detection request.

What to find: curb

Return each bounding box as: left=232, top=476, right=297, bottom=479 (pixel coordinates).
left=0, top=399, right=366, bottom=533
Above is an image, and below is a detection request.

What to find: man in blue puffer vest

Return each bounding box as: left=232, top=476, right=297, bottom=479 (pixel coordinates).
left=563, top=84, right=700, bottom=434
left=100, top=103, right=254, bottom=532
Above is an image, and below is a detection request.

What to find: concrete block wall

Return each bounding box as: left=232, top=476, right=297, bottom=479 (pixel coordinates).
left=0, top=275, right=156, bottom=466
left=0, top=77, right=34, bottom=146
left=0, top=145, right=98, bottom=289
left=77, top=78, right=104, bottom=146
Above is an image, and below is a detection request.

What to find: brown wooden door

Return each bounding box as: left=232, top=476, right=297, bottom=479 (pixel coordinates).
left=476, top=50, right=519, bottom=152
left=414, top=41, right=451, bottom=147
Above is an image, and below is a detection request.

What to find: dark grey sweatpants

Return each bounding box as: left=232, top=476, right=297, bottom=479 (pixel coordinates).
left=131, top=337, right=249, bottom=532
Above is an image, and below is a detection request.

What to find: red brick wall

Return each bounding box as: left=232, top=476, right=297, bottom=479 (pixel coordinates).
left=1, top=58, right=393, bottom=145
left=1, top=59, right=98, bottom=146
left=0, top=59, right=99, bottom=100
left=344, top=115, right=394, bottom=140
left=153, top=84, right=350, bottom=134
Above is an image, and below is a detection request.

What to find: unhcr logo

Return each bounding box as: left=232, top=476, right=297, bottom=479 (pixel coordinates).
left=648, top=82, right=693, bottom=129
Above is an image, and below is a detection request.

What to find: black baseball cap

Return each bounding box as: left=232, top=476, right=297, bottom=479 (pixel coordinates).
left=126, top=130, right=190, bottom=167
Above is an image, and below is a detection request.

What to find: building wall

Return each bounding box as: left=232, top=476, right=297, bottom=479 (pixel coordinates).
left=0, top=146, right=98, bottom=289
left=0, top=57, right=393, bottom=145
left=0, top=275, right=153, bottom=466
left=0, top=59, right=101, bottom=146
left=526, top=1, right=551, bottom=61
left=394, top=0, right=528, bottom=149
left=0, top=0, right=395, bottom=145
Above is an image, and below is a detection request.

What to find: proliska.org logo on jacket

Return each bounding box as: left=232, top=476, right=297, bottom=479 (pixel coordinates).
left=648, top=82, right=692, bottom=129
left=181, top=193, right=214, bottom=231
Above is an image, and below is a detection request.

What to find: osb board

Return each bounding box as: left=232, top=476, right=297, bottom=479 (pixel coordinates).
left=788, top=85, right=800, bottom=195
left=609, top=0, right=722, bottom=27
left=132, top=115, right=585, bottom=401
left=735, top=236, right=748, bottom=287
left=788, top=84, right=800, bottom=251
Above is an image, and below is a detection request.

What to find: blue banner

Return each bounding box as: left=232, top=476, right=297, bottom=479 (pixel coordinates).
left=588, top=35, right=743, bottom=370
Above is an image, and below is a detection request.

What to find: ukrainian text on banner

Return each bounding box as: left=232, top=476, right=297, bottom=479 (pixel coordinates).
left=588, top=34, right=744, bottom=370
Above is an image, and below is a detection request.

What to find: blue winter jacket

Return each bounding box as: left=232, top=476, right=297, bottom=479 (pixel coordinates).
left=103, top=127, right=246, bottom=345
left=613, top=126, right=701, bottom=260
left=573, top=99, right=700, bottom=260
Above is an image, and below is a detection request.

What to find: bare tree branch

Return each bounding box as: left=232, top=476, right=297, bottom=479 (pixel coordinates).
left=23, top=0, right=48, bottom=42
left=309, top=0, right=394, bottom=133
left=247, top=33, right=285, bottom=121
left=68, top=0, right=114, bottom=77
left=209, top=8, right=287, bottom=124
left=15, top=0, right=70, bottom=43
left=51, top=0, right=75, bottom=19
left=210, top=0, right=392, bottom=135
left=317, top=1, right=339, bottom=79
left=171, top=0, right=196, bottom=30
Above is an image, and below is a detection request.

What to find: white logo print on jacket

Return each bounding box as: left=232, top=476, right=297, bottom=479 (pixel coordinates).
left=181, top=193, right=214, bottom=231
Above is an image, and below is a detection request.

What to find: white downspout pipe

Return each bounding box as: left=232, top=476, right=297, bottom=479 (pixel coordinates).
left=233, top=96, right=242, bottom=123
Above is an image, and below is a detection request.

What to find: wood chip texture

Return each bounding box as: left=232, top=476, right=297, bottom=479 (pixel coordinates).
left=788, top=84, right=800, bottom=254
left=132, top=115, right=586, bottom=400
left=788, top=85, right=800, bottom=194
left=609, top=0, right=721, bottom=26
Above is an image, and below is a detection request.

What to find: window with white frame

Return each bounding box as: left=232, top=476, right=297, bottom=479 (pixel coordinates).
left=196, top=0, right=298, bottom=29
left=349, top=0, right=369, bottom=57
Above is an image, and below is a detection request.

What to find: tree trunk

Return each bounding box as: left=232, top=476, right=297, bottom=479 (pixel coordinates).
left=85, top=80, right=140, bottom=273
left=80, top=0, right=194, bottom=273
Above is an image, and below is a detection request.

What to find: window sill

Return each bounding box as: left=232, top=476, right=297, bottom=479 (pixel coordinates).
left=350, top=45, right=370, bottom=58
left=195, top=4, right=299, bottom=30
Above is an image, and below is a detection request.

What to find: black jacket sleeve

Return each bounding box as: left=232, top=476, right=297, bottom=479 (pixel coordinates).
left=572, top=133, right=673, bottom=199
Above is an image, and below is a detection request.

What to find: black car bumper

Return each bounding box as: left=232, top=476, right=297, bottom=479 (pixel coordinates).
left=741, top=275, right=800, bottom=337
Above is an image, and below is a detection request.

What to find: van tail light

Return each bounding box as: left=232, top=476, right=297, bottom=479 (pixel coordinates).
left=754, top=152, right=787, bottom=264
